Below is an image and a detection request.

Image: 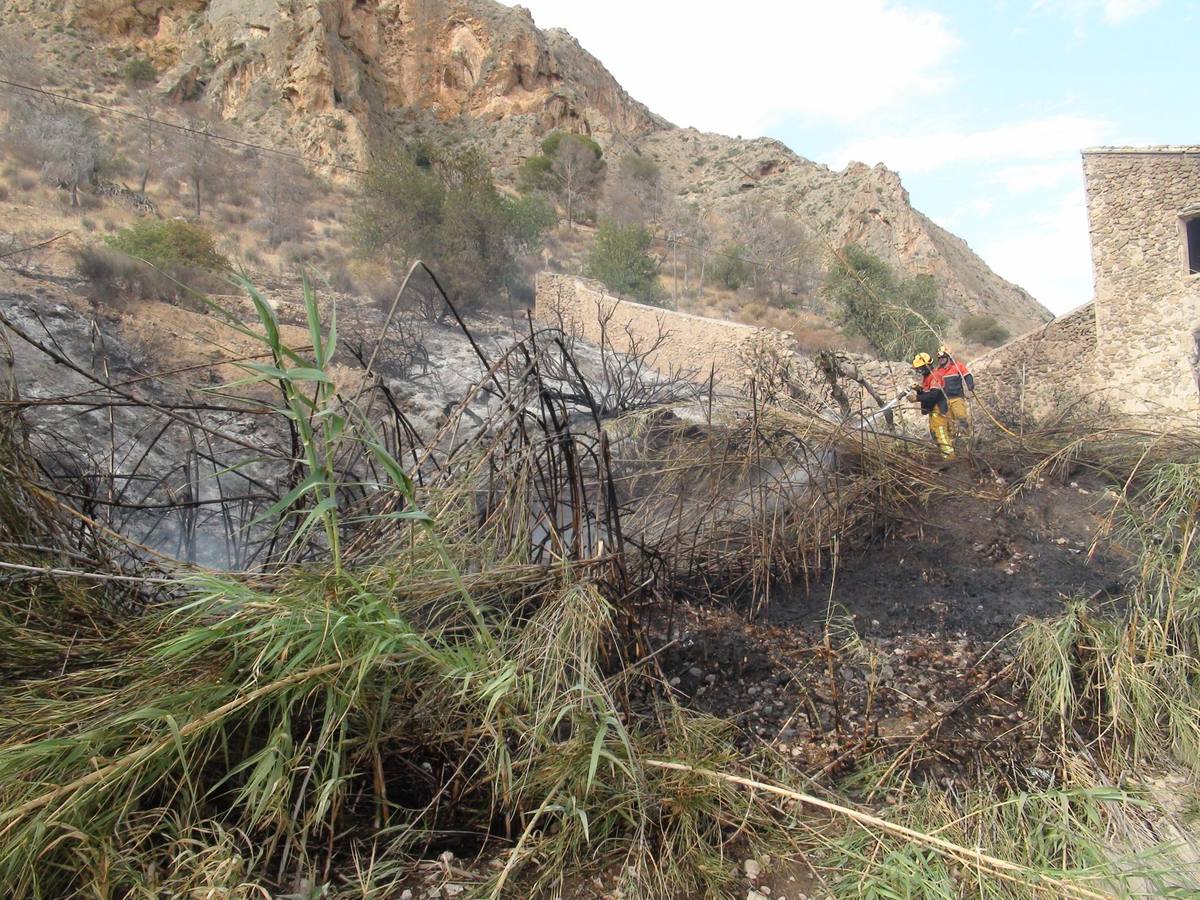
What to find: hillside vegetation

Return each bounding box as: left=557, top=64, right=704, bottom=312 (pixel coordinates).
left=0, top=0, right=1051, bottom=356
left=1, top=269, right=1199, bottom=896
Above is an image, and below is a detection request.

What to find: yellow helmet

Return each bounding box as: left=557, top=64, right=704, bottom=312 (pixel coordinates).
left=937, top=345, right=952, bottom=357
left=912, top=352, right=933, bottom=368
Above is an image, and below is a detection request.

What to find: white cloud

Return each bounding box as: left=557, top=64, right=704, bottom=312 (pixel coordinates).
left=1102, top=0, right=1162, bottom=23
left=1034, top=0, right=1162, bottom=26
left=519, top=1, right=960, bottom=136
left=833, top=115, right=1112, bottom=174
left=972, top=197, right=995, bottom=217
left=935, top=196, right=998, bottom=231
left=835, top=117, right=1104, bottom=314
left=978, top=187, right=1095, bottom=315
left=990, top=160, right=1082, bottom=192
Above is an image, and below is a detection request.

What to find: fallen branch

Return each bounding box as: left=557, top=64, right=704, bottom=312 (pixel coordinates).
left=0, top=231, right=71, bottom=261
left=870, top=660, right=1017, bottom=794
left=643, top=759, right=1111, bottom=900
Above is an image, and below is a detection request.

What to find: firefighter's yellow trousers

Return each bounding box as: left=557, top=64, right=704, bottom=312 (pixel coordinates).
left=928, top=409, right=956, bottom=459
left=945, top=396, right=970, bottom=439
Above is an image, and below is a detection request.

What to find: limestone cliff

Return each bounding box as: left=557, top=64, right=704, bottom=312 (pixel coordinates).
left=3, top=0, right=664, bottom=165
left=0, top=0, right=1052, bottom=333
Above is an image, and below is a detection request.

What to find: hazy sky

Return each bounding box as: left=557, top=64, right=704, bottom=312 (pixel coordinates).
left=517, top=0, right=1192, bottom=315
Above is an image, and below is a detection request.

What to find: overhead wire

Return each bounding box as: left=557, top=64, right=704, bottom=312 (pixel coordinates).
left=0, top=77, right=367, bottom=175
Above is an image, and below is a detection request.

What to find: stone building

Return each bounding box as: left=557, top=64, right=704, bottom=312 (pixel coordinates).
left=1083, top=147, right=1200, bottom=418
left=967, top=146, right=1200, bottom=423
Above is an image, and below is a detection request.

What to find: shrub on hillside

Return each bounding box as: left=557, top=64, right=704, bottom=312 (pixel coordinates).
left=121, top=57, right=157, bottom=85
left=540, top=131, right=602, bottom=160
left=712, top=242, right=750, bottom=290
left=517, top=131, right=605, bottom=228
left=78, top=221, right=230, bottom=310
left=106, top=220, right=230, bottom=273
left=517, top=154, right=555, bottom=194
left=585, top=220, right=664, bottom=305
left=75, top=246, right=158, bottom=312
left=505, top=192, right=557, bottom=251
left=353, top=142, right=552, bottom=318
left=960, top=312, right=1010, bottom=347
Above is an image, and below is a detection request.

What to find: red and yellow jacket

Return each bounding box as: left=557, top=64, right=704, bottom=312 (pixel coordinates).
left=935, top=360, right=974, bottom=398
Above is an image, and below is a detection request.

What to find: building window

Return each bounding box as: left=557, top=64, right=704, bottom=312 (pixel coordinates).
left=1188, top=216, right=1200, bottom=275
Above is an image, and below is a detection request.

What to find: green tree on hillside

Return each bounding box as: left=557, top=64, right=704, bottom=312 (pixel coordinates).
left=517, top=154, right=554, bottom=193
left=517, top=131, right=605, bottom=228
left=960, top=313, right=1010, bottom=347
left=712, top=242, right=750, bottom=290
left=353, top=142, right=551, bottom=316
left=585, top=220, right=664, bottom=305
left=353, top=141, right=444, bottom=266
left=823, top=245, right=947, bottom=358
left=600, top=152, right=663, bottom=227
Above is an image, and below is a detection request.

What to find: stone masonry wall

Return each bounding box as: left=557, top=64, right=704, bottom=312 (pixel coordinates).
left=534, top=273, right=924, bottom=430
left=537, top=143, right=1200, bottom=433
left=1084, top=148, right=1200, bottom=418
left=969, top=302, right=1100, bottom=422
left=535, top=273, right=779, bottom=385
left=534, top=273, right=1141, bottom=435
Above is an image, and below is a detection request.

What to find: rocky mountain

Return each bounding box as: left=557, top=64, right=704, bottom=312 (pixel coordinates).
left=3, top=0, right=664, bottom=166
left=0, top=0, right=1053, bottom=334
left=638, top=130, right=1050, bottom=332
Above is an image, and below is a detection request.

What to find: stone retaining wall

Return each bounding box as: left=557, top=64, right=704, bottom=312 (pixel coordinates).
left=535, top=273, right=1108, bottom=434
left=534, top=273, right=924, bottom=430
left=535, top=273, right=771, bottom=384
left=969, top=302, right=1101, bottom=422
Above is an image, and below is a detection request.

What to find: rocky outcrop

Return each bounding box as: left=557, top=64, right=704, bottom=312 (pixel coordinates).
left=4, top=0, right=664, bottom=164
left=641, top=130, right=1053, bottom=335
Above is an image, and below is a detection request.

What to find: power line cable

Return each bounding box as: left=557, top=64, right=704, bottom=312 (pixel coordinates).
left=1, top=77, right=815, bottom=280
left=0, top=77, right=367, bottom=175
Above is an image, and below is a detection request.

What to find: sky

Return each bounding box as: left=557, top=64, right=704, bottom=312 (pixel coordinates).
left=516, top=0, right=1193, bottom=315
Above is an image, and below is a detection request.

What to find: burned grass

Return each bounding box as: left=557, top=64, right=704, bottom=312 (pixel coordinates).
left=770, top=466, right=1126, bottom=641
left=2, top=271, right=1200, bottom=896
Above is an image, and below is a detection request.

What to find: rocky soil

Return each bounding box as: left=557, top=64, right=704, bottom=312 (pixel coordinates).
left=648, top=466, right=1120, bottom=778
left=771, top=466, right=1124, bottom=641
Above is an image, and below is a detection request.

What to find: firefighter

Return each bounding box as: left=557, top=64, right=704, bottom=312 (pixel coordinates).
left=935, top=345, right=974, bottom=440
left=911, top=352, right=955, bottom=460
